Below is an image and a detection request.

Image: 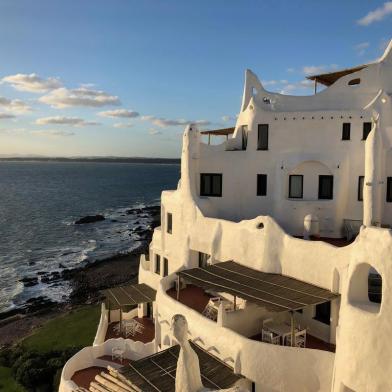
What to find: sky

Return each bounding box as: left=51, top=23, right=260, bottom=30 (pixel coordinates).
left=0, top=1, right=391, bottom=158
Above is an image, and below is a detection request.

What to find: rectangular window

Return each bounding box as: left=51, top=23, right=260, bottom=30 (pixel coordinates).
left=155, top=255, right=161, bottom=275
left=200, top=173, right=222, bottom=197
left=163, top=258, right=168, bottom=277
left=198, top=252, right=209, bottom=268
left=257, top=124, right=269, bottom=150
left=314, top=302, right=331, bottom=325
left=257, top=174, right=267, bottom=196
left=342, top=123, right=351, bottom=140
left=167, top=213, right=172, bottom=234
left=387, top=177, right=392, bottom=202
left=358, top=176, right=364, bottom=201
left=241, top=125, right=248, bottom=150
left=289, top=175, right=303, bottom=198
left=319, top=175, right=333, bottom=199
left=363, top=122, right=372, bottom=140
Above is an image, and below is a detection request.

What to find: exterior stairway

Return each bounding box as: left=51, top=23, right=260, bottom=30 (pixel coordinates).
left=88, top=366, right=137, bottom=392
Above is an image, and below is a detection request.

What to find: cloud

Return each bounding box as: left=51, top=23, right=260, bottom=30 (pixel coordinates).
left=142, top=115, right=211, bottom=128
left=279, top=79, right=313, bottom=95
left=357, top=2, right=392, bottom=26
left=149, top=129, right=163, bottom=135
left=221, top=115, right=237, bottom=122
left=0, top=112, right=16, bottom=119
left=39, top=87, right=120, bottom=108
left=286, top=68, right=295, bottom=73
left=0, top=96, right=32, bottom=113
left=30, top=129, right=75, bottom=137
left=98, top=109, right=139, bottom=118
left=354, top=42, right=370, bottom=56
left=302, top=64, right=338, bottom=75
left=113, top=122, right=134, bottom=128
left=35, top=116, right=99, bottom=127
left=1, top=73, right=62, bottom=93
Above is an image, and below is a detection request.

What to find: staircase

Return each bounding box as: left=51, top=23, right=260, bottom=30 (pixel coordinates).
left=88, top=366, right=138, bottom=392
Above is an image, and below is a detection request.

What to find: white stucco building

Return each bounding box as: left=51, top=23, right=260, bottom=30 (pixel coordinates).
left=61, top=40, right=392, bottom=392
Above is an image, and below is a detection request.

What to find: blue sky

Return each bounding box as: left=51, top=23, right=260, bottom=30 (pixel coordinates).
left=0, top=0, right=391, bottom=157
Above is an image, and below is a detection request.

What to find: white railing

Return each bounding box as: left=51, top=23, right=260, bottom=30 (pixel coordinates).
left=59, top=337, right=155, bottom=392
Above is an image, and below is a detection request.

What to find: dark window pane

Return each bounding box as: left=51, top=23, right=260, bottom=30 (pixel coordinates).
left=363, top=122, right=372, bottom=140
left=342, top=123, right=351, bottom=140
left=387, top=177, right=392, bottom=202
left=167, top=213, right=172, bottom=234
left=314, top=302, right=331, bottom=325
left=199, top=252, right=209, bottom=268
left=155, top=255, right=161, bottom=274
left=241, top=125, right=248, bottom=150
left=318, top=175, right=333, bottom=199
left=200, top=174, right=222, bottom=197
left=289, top=175, right=303, bottom=198
left=257, top=174, right=267, bottom=196
left=163, top=258, right=168, bottom=277
left=358, top=176, right=364, bottom=201
left=257, top=124, right=269, bottom=150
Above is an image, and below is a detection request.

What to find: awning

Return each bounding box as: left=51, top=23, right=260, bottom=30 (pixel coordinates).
left=178, top=261, right=339, bottom=313
left=200, top=127, right=235, bottom=136
left=113, top=341, right=242, bottom=391
left=102, top=283, right=156, bottom=312
left=306, top=64, right=368, bottom=86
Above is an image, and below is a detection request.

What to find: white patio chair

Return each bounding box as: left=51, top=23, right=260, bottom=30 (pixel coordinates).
left=202, top=305, right=218, bottom=321
left=261, top=329, right=280, bottom=345
left=112, top=346, right=125, bottom=363
left=285, top=329, right=307, bottom=347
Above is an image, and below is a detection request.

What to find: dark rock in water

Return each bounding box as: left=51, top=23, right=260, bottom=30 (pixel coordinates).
left=20, top=276, right=39, bottom=287
left=75, top=215, right=105, bottom=224
left=59, top=263, right=66, bottom=269
left=41, top=271, right=61, bottom=284
left=24, top=296, right=55, bottom=314
left=111, top=219, right=118, bottom=223
left=28, top=261, right=36, bottom=266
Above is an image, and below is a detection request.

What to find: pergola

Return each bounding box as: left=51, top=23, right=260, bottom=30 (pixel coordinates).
left=177, top=261, right=339, bottom=346
left=200, top=127, right=235, bottom=144
left=110, top=341, right=243, bottom=391
left=306, top=64, right=368, bottom=93
left=102, top=283, right=156, bottom=328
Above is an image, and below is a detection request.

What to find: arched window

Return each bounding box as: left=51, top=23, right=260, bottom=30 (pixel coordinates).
left=348, top=263, right=382, bottom=312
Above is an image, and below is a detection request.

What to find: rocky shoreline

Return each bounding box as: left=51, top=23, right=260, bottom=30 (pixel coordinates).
left=0, top=204, right=160, bottom=346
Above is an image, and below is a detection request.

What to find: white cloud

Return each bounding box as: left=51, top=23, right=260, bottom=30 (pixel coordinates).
left=1, top=73, right=62, bottom=93
left=98, top=109, right=139, bottom=118
left=142, top=115, right=211, bottom=128
left=279, top=80, right=313, bottom=95
left=354, top=42, right=370, bottom=56
left=35, top=116, right=99, bottom=127
left=357, top=2, right=392, bottom=26
left=221, top=115, right=237, bottom=122
left=113, top=122, right=134, bottom=128
left=149, top=129, right=162, bottom=135
left=30, top=129, right=75, bottom=137
left=0, top=96, right=31, bottom=113
left=302, top=64, right=338, bottom=75
left=0, top=112, right=16, bottom=119
left=39, top=87, right=120, bottom=108
left=286, top=67, right=295, bottom=73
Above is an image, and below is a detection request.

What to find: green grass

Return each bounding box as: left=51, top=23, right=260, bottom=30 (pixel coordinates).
left=0, top=366, right=25, bottom=391
left=21, top=305, right=100, bottom=353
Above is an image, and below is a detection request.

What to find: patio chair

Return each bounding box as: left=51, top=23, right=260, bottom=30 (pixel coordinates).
left=112, top=345, right=125, bottom=363
left=285, top=329, right=307, bottom=348
left=261, top=329, right=280, bottom=345
left=202, top=305, right=218, bottom=321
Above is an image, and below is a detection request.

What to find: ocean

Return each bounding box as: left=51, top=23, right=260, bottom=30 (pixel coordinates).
left=0, top=161, right=180, bottom=314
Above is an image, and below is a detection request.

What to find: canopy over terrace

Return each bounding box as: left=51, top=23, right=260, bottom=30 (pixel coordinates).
left=102, top=283, right=156, bottom=327
left=109, top=341, right=243, bottom=392
left=201, top=127, right=235, bottom=144
left=306, top=64, right=369, bottom=92
left=177, top=261, right=339, bottom=345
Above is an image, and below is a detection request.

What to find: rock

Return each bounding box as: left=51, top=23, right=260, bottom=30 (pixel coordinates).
left=20, top=277, right=39, bottom=287
left=75, top=215, right=105, bottom=224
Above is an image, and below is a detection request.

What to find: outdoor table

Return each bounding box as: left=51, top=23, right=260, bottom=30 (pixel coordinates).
left=265, top=322, right=298, bottom=345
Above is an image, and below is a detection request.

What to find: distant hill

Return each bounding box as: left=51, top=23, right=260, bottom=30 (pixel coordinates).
left=0, top=157, right=180, bottom=164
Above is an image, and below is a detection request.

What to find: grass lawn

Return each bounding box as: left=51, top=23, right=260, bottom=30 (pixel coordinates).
left=0, top=366, right=25, bottom=391
left=21, top=305, right=100, bottom=353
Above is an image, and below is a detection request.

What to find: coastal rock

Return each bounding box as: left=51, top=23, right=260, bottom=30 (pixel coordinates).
left=75, top=215, right=105, bottom=224
left=20, top=276, right=39, bottom=287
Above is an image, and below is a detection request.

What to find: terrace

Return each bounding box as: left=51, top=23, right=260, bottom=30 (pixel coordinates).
left=170, top=261, right=339, bottom=352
